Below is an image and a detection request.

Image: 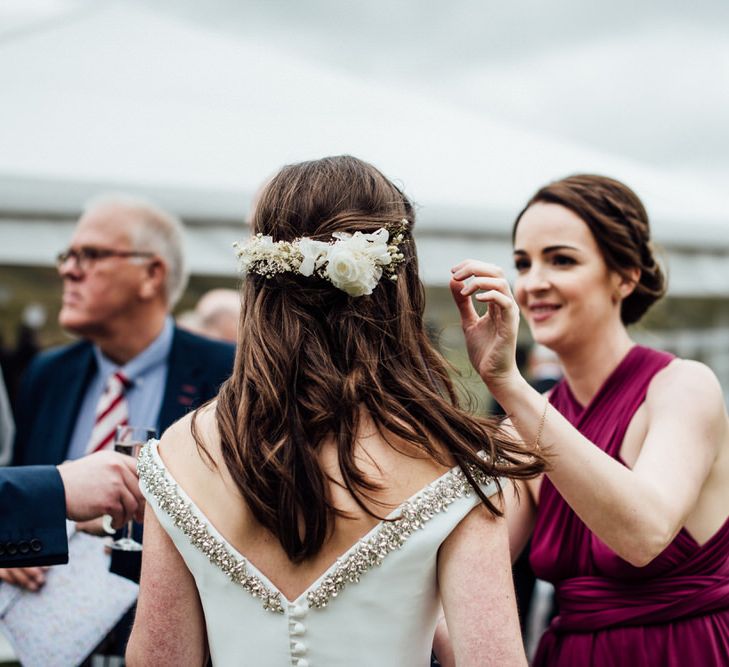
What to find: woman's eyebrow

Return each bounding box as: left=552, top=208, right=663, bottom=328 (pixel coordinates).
left=543, top=244, right=580, bottom=253
left=513, top=244, right=580, bottom=255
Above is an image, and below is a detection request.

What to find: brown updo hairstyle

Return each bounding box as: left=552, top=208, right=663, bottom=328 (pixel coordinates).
left=194, top=155, right=544, bottom=562
left=513, top=174, right=667, bottom=324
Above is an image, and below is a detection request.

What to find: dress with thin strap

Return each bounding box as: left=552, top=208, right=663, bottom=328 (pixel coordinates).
left=531, top=345, right=729, bottom=666
left=138, top=440, right=499, bottom=667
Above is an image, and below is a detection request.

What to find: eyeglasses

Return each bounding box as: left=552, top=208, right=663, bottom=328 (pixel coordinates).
left=56, top=246, right=155, bottom=272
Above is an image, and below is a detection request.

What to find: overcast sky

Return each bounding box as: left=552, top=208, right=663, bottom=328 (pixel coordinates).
left=130, top=0, right=729, bottom=183
left=1, top=0, right=727, bottom=194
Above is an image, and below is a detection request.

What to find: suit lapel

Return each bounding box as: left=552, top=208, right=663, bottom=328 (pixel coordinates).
left=158, top=327, right=206, bottom=432
left=54, top=344, right=96, bottom=463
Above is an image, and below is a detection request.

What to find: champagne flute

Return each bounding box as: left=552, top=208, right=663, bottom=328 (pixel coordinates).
left=111, top=424, right=156, bottom=551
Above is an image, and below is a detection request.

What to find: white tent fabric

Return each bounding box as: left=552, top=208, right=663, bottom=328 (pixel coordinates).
left=0, top=1, right=727, bottom=294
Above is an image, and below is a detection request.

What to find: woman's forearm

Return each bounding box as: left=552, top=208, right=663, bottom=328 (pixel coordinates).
left=492, top=378, right=677, bottom=566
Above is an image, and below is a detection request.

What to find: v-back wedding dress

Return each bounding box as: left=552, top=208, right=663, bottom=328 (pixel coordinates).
left=138, top=440, right=499, bottom=667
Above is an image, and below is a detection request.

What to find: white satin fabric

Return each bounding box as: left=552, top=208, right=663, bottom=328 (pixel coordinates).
left=140, top=440, right=499, bottom=667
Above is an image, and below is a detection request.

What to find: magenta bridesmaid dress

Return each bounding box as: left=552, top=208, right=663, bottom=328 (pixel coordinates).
left=531, top=346, right=729, bottom=666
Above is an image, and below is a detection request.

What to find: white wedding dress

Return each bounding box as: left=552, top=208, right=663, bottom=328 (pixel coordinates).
left=138, top=440, right=499, bottom=667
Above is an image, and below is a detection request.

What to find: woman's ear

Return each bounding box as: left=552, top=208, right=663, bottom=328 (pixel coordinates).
left=612, top=267, right=641, bottom=303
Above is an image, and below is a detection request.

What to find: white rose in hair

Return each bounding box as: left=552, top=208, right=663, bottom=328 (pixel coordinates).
left=298, top=238, right=329, bottom=276
left=362, top=228, right=392, bottom=265
left=333, top=229, right=392, bottom=267
left=234, top=224, right=405, bottom=296
left=325, top=245, right=380, bottom=297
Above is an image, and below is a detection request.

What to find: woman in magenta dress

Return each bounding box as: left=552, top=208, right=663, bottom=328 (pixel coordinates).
left=450, top=174, right=729, bottom=665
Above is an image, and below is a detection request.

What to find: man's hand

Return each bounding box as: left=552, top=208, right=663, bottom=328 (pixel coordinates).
left=75, top=516, right=111, bottom=536
left=57, top=451, right=144, bottom=528
left=0, top=566, right=48, bottom=591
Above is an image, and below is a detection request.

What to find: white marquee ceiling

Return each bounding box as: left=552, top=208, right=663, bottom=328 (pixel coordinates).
left=0, top=1, right=727, bottom=295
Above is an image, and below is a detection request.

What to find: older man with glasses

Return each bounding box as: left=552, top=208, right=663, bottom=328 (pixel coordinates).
left=8, top=194, right=235, bottom=589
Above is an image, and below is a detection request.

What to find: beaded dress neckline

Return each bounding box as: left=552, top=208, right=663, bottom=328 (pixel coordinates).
left=138, top=439, right=497, bottom=614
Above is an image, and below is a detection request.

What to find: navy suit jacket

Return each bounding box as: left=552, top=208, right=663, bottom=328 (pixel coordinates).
left=0, top=466, right=68, bottom=567
left=13, top=326, right=235, bottom=466
left=11, top=326, right=234, bottom=581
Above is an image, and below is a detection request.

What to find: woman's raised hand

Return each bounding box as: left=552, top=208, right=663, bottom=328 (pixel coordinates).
left=450, top=260, right=522, bottom=392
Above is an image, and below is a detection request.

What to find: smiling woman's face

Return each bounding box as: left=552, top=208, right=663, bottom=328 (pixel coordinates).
left=513, top=202, right=624, bottom=354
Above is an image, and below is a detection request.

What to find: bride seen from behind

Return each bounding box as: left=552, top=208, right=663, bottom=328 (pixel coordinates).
left=126, top=156, right=543, bottom=667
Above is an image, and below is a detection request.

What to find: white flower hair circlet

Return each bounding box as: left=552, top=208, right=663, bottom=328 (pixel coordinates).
left=233, top=220, right=408, bottom=297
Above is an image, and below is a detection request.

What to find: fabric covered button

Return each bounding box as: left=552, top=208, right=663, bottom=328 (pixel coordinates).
left=289, top=605, right=307, bottom=619
left=6, top=543, right=17, bottom=555
left=291, top=641, right=306, bottom=655
left=290, top=621, right=305, bottom=635
left=30, top=538, right=42, bottom=552
left=18, top=541, right=30, bottom=554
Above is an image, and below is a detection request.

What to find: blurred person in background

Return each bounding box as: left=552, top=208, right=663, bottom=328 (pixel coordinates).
left=8, top=194, right=234, bottom=590
left=0, top=367, right=13, bottom=465
left=194, top=288, right=241, bottom=343
left=176, top=288, right=241, bottom=343
left=0, top=302, right=45, bottom=416
left=526, top=344, right=561, bottom=395
left=175, top=308, right=204, bottom=335
left=451, top=174, right=729, bottom=665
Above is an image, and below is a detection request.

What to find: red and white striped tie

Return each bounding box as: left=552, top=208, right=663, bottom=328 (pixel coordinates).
left=87, top=371, right=131, bottom=454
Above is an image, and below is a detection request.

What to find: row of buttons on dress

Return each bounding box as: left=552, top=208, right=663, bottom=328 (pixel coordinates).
left=0, top=539, right=43, bottom=556
left=288, top=603, right=309, bottom=667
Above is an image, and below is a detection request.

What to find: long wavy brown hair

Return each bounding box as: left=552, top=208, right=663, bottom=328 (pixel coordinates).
left=194, top=156, right=543, bottom=562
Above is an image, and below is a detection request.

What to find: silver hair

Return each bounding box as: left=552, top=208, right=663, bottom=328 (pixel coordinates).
left=83, top=194, right=189, bottom=308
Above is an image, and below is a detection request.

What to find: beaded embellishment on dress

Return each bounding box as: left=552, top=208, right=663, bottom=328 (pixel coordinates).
left=138, top=444, right=284, bottom=613
left=306, top=467, right=495, bottom=609
left=138, top=441, right=497, bottom=614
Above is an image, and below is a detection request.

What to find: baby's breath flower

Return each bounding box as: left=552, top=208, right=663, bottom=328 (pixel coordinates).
left=233, top=223, right=408, bottom=297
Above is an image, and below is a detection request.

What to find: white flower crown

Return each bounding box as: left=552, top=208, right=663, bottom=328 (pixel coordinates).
left=233, top=221, right=408, bottom=297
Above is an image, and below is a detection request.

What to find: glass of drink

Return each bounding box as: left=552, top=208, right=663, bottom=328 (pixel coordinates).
left=110, top=425, right=156, bottom=551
